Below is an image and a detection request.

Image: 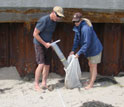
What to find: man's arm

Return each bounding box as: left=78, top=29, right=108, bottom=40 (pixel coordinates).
left=33, top=28, right=51, bottom=48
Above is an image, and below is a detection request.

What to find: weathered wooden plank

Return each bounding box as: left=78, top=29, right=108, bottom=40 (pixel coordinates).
left=0, top=8, right=124, bottom=23
left=9, top=23, right=37, bottom=76
left=119, top=24, right=124, bottom=72
left=99, top=24, right=122, bottom=75
left=0, top=22, right=124, bottom=76
left=0, top=24, right=9, bottom=67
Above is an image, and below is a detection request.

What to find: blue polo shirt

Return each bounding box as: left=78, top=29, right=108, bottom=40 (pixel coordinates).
left=33, top=14, right=56, bottom=45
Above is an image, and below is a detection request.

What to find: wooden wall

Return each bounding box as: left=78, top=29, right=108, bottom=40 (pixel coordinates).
left=0, top=23, right=36, bottom=76
left=0, top=23, right=124, bottom=76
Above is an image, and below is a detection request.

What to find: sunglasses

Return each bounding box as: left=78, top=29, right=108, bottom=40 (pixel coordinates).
left=73, top=20, right=80, bottom=24
left=55, top=12, right=62, bottom=18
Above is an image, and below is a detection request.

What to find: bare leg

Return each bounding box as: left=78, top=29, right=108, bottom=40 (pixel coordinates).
left=35, top=64, right=44, bottom=90
left=85, top=62, right=92, bottom=84
left=85, top=62, right=97, bottom=90
left=41, top=65, right=50, bottom=88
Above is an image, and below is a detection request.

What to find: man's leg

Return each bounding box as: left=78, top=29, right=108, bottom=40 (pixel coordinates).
left=34, top=44, right=45, bottom=90
left=85, top=61, right=97, bottom=89
left=41, top=46, right=52, bottom=88
left=35, top=64, right=44, bottom=90
left=41, top=65, right=50, bottom=88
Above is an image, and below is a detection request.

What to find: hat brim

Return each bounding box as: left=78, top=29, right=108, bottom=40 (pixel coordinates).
left=57, top=12, right=64, bottom=17
left=72, top=18, right=80, bottom=22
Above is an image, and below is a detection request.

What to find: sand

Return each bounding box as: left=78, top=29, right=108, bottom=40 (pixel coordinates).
left=0, top=67, right=124, bottom=107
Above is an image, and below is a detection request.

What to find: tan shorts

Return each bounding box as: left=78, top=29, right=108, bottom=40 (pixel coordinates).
left=87, top=52, right=102, bottom=64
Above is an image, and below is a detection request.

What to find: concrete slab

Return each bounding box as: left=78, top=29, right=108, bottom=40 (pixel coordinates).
left=0, top=67, right=21, bottom=80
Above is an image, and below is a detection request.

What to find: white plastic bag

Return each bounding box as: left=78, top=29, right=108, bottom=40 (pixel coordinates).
left=64, top=55, right=82, bottom=89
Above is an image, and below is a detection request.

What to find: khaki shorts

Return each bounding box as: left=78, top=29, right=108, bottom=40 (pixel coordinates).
left=87, top=52, right=102, bottom=64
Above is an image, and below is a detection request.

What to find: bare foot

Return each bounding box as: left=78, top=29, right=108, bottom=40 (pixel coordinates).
left=82, top=80, right=90, bottom=86
left=35, top=84, right=41, bottom=91
left=84, top=81, right=90, bottom=85
left=84, top=84, right=93, bottom=90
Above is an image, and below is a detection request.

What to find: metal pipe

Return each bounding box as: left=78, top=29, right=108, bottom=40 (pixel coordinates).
left=51, top=40, right=68, bottom=69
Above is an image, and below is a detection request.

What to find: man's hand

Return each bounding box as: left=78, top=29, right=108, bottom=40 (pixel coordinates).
left=75, top=54, right=79, bottom=58
left=69, top=51, right=74, bottom=56
left=44, top=42, right=51, bottom=48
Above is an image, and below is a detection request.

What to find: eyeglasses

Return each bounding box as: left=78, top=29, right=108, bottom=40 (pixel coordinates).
left=73, top=20, right=80, bottom=24
left=54, top=12, right=62, bottom=18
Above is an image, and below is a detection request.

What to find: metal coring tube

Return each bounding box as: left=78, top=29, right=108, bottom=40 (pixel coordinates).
left=51, top=40, right=68, bottom=69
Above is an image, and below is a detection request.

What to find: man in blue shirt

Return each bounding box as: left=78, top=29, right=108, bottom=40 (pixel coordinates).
left=33, top=6, right=64, bottom=90
left=70, top=12, right=103, bottom=89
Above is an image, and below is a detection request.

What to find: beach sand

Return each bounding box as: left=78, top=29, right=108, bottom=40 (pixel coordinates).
left=0, top=67, right=124, bottom=107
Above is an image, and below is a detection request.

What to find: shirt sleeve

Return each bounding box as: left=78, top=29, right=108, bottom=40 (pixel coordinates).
left=77, top=27, right=91, bottom=56
left=72, top=33, right=80, bottom=52
left=35, top=18, right=46, bottom=32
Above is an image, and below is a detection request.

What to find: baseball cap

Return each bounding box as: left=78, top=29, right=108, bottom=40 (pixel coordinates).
left=53, top=6, right=64, bottom=17
left=72, top=12, right=82, bottom=22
